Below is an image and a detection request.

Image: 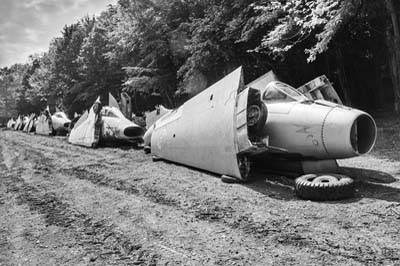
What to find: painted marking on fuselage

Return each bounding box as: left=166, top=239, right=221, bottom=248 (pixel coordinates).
left=295, top=125, right=312, bottom=134
left=294, top=125, right=319, bottom=146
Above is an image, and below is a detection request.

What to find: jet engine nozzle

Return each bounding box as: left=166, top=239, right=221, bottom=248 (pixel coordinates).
left=350, top=114, right=376, bottom=155
left=322, top=107, right=376, bottom=159
left=124, top=126, right=144, bottom=138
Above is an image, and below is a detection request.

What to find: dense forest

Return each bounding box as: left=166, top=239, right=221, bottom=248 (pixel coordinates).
left=1, top=0, right=400, bottom=119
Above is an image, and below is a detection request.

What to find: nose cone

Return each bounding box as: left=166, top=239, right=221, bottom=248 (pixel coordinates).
left=124, top=126, right=144, bottom=138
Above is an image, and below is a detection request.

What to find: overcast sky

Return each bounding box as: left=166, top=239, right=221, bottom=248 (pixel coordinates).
left=0, top=0, right=116, bottom=67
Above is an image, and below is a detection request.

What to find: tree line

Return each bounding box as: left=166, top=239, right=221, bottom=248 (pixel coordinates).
left=1, top=0, right=400, bottom=119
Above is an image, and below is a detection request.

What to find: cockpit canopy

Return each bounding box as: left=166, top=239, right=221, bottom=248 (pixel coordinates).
left=262, top=81, right=308, bottom=103
left=54, top=112, right=68, bottom=119
left=101, top=106, right=125, bottom=119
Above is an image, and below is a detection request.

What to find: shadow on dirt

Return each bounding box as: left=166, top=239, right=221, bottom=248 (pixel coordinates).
left=338, top=167, right=400, bottom=203
left=244, top=167, right=400, bottom=203
left=355, top=181, right=400, bottom=203
left=339, top=167, right=397, bottom=184
left=153, top=157, right=400, bottom=203
left=157, top=159, right=299, bottom=201
left=99, top=139, right=143, bottom=150
left=244, top=172, right=297, bottom=201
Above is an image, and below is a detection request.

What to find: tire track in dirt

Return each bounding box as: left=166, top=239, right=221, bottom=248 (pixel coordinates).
left=2, top=172, right=158, bottom=266
left=0, top=132, right=159, bottom=266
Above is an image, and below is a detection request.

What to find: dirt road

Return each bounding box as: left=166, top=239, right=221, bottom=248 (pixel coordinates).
left=0, top=129, right=400, bottom=265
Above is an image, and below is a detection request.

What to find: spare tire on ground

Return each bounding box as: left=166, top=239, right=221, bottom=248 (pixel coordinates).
left=295, top=174, right=355, bottom=201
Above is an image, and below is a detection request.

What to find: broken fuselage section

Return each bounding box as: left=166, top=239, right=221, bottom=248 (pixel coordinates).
left=100, top=106, right=144, bottom=144
left=36, top=110, right=71, bottom=136
left=68, top=96, right=144, bottom=148
left=147, top=67, right=377, bottom=180
left=149, top=67, right=268, bottom=179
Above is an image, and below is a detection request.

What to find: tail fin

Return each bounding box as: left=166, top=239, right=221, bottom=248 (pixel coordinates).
left=109, top=93, right=120, bottom=109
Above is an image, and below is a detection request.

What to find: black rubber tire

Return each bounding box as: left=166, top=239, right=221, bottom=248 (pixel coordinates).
left=248, top=103, right=268, bottom=136
left=144, top=146, right=151, bottom=154
left=295, top=174, right=354, bottom=201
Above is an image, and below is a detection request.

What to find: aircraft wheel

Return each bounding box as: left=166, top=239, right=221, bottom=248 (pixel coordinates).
left=144, top=146, right=151, bottom=154
left=248, top=103, right=267, bottom=136
left=295, top=174, right=354, bottom=201
left=238, top=155, right=251, bottom=180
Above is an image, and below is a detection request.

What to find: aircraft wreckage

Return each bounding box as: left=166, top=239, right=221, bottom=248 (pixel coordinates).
left=6, top=118, right=16, bottom=129
left=68, top=94, right=144, bottom=147
left=144, top=67, right=377, bottom=201
left=35, top=108, right=71, bottom=136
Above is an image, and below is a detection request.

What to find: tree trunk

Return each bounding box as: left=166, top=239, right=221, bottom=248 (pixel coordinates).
left=162, top=86, right=174, bottom=109
left=385, top=0, right=400, bottom=113
left=374, top=62, right=384, bottom=110
left=335, top=48, right=352, bottom=106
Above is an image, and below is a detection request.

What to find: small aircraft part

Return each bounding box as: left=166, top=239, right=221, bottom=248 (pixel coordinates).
left=51, top=112, right=71, bottom=135
left=297, top=75, right=342, bottom=104
left=7, top=118, right=16, bottom=129
left=68, top=98, right=102, bottom=147
left=23, top=114, right=36, bottom=133
left=121, top=92, right=132, bottom=120
left=36, top=111, right=53, bottom=136
left=143, top=105, right=172, bottom=151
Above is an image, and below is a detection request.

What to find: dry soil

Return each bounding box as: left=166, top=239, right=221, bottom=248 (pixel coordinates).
left=0, top=119, right=400, bottom=265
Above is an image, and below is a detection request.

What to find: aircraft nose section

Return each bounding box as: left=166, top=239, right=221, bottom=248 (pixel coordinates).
left=124, top=126, right=144, bottom=137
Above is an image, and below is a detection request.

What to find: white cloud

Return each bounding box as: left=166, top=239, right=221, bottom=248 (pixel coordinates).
left=0, top=0, right=116, bottom=67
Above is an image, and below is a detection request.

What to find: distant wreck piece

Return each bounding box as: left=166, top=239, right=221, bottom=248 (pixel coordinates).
left=35, top=110, right=52, bottom=135
left=143, top=105, right=172, bottom=153
left=68, top=98, right=102, bottom=147
left=120, top=92, right=132, bottom=121
left=36, top=108, right=71, bottom=136
left=7, top=118, right=16, bottom=129
left=147, top=67, right=377, bottom=200
left=68, top=94, right=144, bottom=148
left=14, top=115, right=24, bottom=130
left=51, top=112, right=71, bottom=135
left=145, top=105, right=171, bottom=130
left=297, top=75, right=343, bottom=104
left=23, top=114, right=36, bottom=133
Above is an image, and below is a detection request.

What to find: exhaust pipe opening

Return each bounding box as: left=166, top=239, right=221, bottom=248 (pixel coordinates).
left=350, top=114, right=376, bottom=155
left=124, top=126, right=144, bottom=137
